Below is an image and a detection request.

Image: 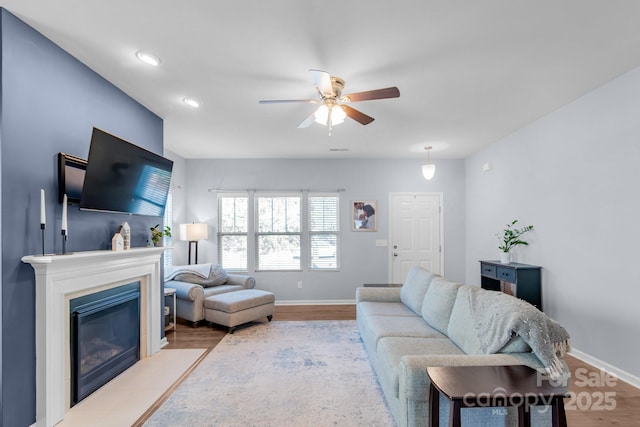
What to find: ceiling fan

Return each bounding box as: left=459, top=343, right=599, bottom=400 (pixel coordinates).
left=259, top=69, right=400, bottom=135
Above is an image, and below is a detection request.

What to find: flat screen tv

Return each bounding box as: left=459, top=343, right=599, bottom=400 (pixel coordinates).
left=80, top=127, right=173, bottom=217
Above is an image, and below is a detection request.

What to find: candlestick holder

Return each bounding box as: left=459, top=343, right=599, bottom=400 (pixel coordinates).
left=61, top=229, right=67, bottom=255
left=41, top=223, right=45, bottom=256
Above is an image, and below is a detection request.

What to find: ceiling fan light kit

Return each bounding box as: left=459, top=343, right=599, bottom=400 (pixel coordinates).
left=422, top=146, right=436, bottom=180
left=259, top=69, right=399, bottom=135
left=314, top=103, right=346, bottom=126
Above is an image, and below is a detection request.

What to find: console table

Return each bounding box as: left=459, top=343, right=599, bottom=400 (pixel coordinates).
left=480, top=260, right=542, bottom=310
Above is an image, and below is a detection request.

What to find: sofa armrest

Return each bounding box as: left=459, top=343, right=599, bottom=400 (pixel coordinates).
left=399, top=353, right=544, bottom=400
left=166, top=280, right=204, bottom=302
left=227, top=274, right=256, bottom=289
left=356, top=287, right=402, bottom=303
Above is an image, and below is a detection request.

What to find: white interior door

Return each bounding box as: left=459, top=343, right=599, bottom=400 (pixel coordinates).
left=389, top=193, right=443, bottom=283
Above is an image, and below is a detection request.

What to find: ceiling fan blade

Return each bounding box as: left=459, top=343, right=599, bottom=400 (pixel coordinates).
left=259, top=99, right=315, bottom=104
left=342, top=105, right=374, bottom=125
left=342, top=87, right=400, bottom=103
left=309, top=69, right=333, bottom=97
left=297, top=109, right=318, bottom=128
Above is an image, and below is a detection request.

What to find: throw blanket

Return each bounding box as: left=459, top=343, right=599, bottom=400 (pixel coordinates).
left=165, top=263, right=213, bottom=280
left=165, top=263, right=229, bottom=287
left=469, top=289, right=570, bottom=381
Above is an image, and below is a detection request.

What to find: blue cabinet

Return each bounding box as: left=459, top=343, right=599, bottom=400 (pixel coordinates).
left=480, top=261, right=542, bottom=310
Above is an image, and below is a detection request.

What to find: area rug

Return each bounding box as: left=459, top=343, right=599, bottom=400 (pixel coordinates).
left=144, top=320, right=395, bottom=426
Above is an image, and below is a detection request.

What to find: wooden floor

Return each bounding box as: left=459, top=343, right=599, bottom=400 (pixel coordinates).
left=163, top=305, right=640, bottom=426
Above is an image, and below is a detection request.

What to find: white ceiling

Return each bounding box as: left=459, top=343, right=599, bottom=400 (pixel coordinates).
left=4, top=1, right=640, bottom=160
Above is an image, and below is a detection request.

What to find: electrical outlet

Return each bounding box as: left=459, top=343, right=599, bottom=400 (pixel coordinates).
left=297, top=281, right=303, bottom=289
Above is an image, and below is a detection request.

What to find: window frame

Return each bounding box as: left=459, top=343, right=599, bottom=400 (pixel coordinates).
left=217, top=193, right=250, bottom=272
left=255, top=193, right=302, bottom=272
left=308, top=193, right=340, bottom=271
left=217, top=191, right=341, bottom=272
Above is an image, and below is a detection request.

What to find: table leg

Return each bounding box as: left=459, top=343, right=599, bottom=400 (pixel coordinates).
left=429, top=383, right=439, bottom=427
left=520, top=402, right=531, bottom=427
left=172, top=291, right=177, bottom=331
left=551, top=396, right=568, bottom=427
left=450, top=400, right=461, bottom=427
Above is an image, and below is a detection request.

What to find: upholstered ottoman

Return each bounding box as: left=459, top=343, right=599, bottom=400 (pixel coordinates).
left=204, top=289, right=275, bottom=333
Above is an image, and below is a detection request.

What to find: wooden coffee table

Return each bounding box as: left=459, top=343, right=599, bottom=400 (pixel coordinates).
left=426, top=365, right=568, bottom=427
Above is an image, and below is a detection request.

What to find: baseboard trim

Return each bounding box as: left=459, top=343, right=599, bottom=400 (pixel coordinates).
left=275, top=299, right=355, bottom=306
left=569, top=348, right=640, bottom=389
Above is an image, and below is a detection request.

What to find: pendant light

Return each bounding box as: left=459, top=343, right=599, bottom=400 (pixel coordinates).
left=422, top=146, right=436, bottom=180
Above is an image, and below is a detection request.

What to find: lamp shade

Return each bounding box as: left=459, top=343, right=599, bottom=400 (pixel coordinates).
left=180, top=223, right=208, bottom=241
left=422, top=163, right=436, bottom=180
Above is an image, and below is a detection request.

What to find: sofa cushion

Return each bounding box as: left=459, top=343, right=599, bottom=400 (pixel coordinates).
left=376, top=337, right=465, bottom=398
left=358, top=301, right=416, bottom=318
left=446, top=286, right=484, bottom=354
left=360, top=315, right=446, bottom=352
left=202, top=284, right=245, bottom=298
left=204, top=289, right=275, bottom=313
left=421, top=277, right=462, bottom=334
left=400, top=267, right=437, bottom=315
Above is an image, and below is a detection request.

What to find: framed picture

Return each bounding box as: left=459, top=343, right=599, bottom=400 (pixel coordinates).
left=352, top=200, right=377, bottom=231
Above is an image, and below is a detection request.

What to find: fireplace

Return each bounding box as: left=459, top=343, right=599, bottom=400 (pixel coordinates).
left=70, top=283, right=141, bottom=405
left=22, top=247, right=166, bottom=427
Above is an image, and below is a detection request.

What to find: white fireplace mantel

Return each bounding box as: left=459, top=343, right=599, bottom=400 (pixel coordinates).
left=22, top=247, right=166, bottom=427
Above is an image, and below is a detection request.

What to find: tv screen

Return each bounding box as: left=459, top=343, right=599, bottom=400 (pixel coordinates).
left=80, top=128, right=173, bottom=217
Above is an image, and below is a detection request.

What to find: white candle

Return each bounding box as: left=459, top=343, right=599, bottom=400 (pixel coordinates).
left=61, top=194, right=68, bottom=232
left=40, top=189, right=46, bottom=225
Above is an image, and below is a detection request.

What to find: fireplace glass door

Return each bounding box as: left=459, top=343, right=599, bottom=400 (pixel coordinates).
left=71, top=285, right=140, bottom=405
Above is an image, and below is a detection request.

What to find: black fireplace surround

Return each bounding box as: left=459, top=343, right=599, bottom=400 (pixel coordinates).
left=70, top=282, right=140, bottom=406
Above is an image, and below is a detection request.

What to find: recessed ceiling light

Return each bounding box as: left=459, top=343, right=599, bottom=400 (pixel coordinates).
left=183, top=98, right=200, bottom=108
left=136, top=51, right=160, bottom=66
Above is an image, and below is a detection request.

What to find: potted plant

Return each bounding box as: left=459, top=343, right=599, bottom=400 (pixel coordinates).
left=496, top=220, right=533, bottom=263
left=150, top=224, right=171, bottom=247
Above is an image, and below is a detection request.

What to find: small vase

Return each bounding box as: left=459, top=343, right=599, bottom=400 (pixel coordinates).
left=500, top=252, right=511, bottom=264
left=153, top=240, right=163, bottom=247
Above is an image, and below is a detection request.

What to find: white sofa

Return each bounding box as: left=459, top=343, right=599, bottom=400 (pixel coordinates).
left=356, top=266, right=570, bottom=427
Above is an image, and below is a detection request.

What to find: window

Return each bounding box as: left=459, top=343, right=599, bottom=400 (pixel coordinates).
left=218, top=196, right=248, bottom=270
left=309, top=195, right=339, bottom=270
left=256, top=196, right=301, bottom=271
left=218, top=192, right=340, bottom=272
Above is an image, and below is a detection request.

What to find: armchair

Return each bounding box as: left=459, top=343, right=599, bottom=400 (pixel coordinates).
left=165, top=264, right=256, bottom=326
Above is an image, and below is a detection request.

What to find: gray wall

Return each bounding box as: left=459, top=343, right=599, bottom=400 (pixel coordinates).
left=465, top=66, right=640, bottom=381
left=1, top=10, right=164, bottom=426
left=174, top=158, right=466, bottom=301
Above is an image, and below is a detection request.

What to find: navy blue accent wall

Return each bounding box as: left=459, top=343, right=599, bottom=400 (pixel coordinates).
left=1, top=10, right=164, bottom=426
